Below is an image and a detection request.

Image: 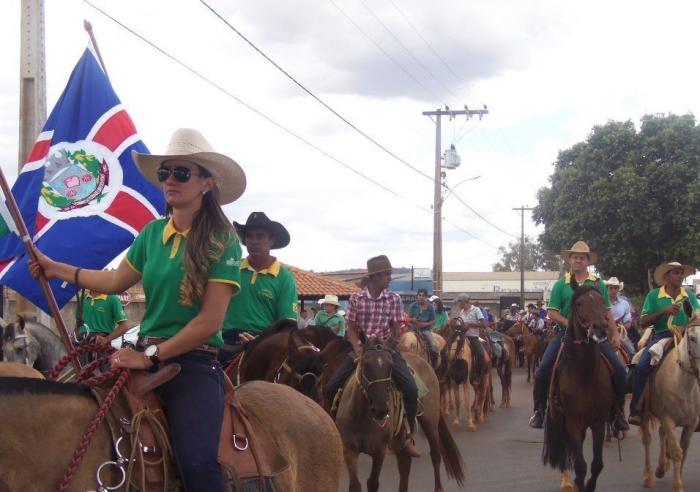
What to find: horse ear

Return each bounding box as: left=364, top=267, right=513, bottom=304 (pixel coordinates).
left=358, top=330, right=368, bottom=346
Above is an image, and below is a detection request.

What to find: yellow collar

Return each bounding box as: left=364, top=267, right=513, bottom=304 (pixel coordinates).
left=241, top=257, right=281, bottom=283
left=564, top=272, right=597, bottom=284
left=88, top=294, right=108, bottom=302
left=658, top=286, right=688, bottom=302
left=162, top=218, right=190, bottom=259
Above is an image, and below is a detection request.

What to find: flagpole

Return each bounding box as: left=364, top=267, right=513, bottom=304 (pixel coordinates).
left=83, top=20, right=109, bottom=79
left=0, top=167, right=80, bottom=373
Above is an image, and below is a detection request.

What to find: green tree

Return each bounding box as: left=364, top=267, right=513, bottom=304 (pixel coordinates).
left=533, top=113, right=700, bottom=295
left=492, top=236, right=560, bottom=272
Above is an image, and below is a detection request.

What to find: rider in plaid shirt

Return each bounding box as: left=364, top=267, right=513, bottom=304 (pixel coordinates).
left=325, top=255, right=421, bottom=458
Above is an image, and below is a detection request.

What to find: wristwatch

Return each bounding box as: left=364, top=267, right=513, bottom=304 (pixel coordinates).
left=144, top=344, right=161, bottom=365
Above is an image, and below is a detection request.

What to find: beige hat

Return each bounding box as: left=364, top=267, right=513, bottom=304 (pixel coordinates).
left=132, top=128, right=246, bottom=205
left=607, top=277, right=624, bottom=291
left=320, top=294, right=340, bottom=307
left=653, top=261, right=695, bottom=286
left=561, top=241, right=598, bottom=265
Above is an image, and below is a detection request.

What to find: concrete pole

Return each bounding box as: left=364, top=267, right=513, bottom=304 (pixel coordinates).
left=16, top=0, right=47, bottom=319
left=432, top=112, right=442, bottom=296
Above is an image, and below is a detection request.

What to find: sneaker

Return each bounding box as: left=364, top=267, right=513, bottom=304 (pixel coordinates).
left=529, top=410, right=544, bottom=429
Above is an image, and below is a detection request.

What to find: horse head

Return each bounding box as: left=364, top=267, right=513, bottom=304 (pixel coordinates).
left=285, top=329, right=323, bottom=401
left=357, top=332, right=394, bottom=423
left=569, top=282, right=608, bottom=343
left=1, top=316, right=40, bottom=367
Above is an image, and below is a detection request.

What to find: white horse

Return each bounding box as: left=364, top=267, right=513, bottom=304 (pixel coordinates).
left=639, top=325, right=700, bottom=492
left=1, top=316, right=66, bottom=373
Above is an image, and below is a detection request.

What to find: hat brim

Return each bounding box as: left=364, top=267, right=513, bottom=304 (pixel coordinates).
left=653, top=263, right=695, bottom=286
left=234, top=220, right=291, bottom=249
left=132, top=150, right=246, bottom=205
left=322, top=301, right=340, bottom=307
left=560, top=249, right=598, bottom=265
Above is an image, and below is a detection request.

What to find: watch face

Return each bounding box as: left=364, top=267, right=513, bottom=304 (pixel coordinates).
left=145, top=345, right=157, bottom=357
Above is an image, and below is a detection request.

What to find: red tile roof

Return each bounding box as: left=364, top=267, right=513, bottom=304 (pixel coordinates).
left=284, top=264, right=360, bottom=299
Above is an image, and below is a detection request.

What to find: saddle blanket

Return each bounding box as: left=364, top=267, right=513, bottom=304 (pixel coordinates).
left=630, top=337, right=673, bottom=366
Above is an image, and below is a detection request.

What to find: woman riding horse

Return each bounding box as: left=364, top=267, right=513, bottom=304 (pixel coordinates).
left=30, top=128, right=245, bottom=491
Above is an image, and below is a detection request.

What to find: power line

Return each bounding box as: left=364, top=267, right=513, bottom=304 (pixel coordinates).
left=356, top=0, right=458, bottom=100
left=82, top=0, right=499, bottom=250
left=199, top=0, right=516, bottom=240
left=199, top=0, right=435, bottom=183
left=327, top=0, right=443, bottom=104
left=387, top=0, right=464, bottom=85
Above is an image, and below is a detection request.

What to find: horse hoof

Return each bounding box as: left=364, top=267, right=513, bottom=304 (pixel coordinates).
left=561, top=485, right=573, bottom=492
left=655, top=467, right=665, bottom=479
left=452, top=419, right=460, bottom=428
left=643, top=473, right=654, bottom=488
left=467, top=423, right=476, bottom=432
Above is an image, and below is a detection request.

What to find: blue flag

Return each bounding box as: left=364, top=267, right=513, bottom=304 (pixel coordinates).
left=0, top=47, right=165, bottom=313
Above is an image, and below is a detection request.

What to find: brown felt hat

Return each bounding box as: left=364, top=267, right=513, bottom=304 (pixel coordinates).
left=366, top=255, right=393, bottom=276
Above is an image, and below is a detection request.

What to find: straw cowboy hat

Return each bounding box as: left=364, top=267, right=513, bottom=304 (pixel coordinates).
left=653, top=261, right=695, bottom=286
left=366, top=255, right=393, bottom=276
left=234, top=212, right=290, bottom=249
left=607, top=277, right=624, bottom=291
left=320, top=294, right=340, bottom=307
left=560, top=240, right=598, bottom=265
left=132, top=128, right=246, bottom=205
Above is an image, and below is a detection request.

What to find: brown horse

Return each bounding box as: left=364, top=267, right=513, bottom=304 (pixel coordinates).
left=438, top=326, right=475, bottom=430
left=237, top=320, right=327, bottom=401
left=542, top=284, right=613, bottom=492
left=0, top=377, right=343, bottom=491
left=335, top=335, right=464, bottom=492
left=397, top=330, right=446, bottom=366
left=506, top=321, right=542, bottom=382
left=0, top=361, right=45, bottom=378
left=639, top=325, right=700, bottom=492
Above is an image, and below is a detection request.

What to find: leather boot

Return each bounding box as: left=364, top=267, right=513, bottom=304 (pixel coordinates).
left=529, top=408, right=545, bottom=429
left=402, top=435, right=421, bottom=458
left=612, top=399, right=630, bottom=433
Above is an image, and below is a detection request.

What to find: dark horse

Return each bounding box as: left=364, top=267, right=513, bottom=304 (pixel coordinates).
left=237, top=320, right=337, bottom=401
left=542, top=284, right=613, bottom=492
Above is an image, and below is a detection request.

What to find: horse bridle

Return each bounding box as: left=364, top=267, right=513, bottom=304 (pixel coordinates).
left=356, top=345, right=393, bottom=399
left=273, top=341, right=321, bottom=384
left=12, top=331, right=31, bottom=365
left=676, top=326, right=700, bottom=379
left=570, top=292, right=608, bottom=345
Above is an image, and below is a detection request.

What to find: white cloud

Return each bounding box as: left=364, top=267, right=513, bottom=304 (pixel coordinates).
left=1, top=0, right=699, bottom=277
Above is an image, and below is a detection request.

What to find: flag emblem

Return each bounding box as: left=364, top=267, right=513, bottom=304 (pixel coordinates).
left=40, top=141, right=118, bottom=214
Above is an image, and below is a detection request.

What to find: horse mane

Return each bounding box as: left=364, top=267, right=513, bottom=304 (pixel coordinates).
left=243, top=318, right=299, bottom=357
left=303, top=325, right=341, bottom=349
left=0, top=377, right=90, bottom=398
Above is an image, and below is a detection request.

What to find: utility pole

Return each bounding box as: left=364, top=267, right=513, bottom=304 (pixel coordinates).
left=16, top=0, right=46, bottom=319
left=423, top=105, right=488, bottom=296
left=513, top=206, right=534, bottom=308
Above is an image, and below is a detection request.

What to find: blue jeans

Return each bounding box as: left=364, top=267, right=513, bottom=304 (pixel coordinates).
left=630, top=331, right=674, bottom=415
left=156, top=352, right=225, bottom=492
left=533, top=331, right=627, bottom=410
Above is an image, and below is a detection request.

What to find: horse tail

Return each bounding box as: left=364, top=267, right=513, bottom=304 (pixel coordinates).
left=448, top=358, right=469, bottom=385
left=542, top=408, right=573, bottom=471
left=438, top=415, right=465, bottom=487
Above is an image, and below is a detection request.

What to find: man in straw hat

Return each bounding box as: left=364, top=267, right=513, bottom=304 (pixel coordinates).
left=628, top=261, right=699, bottom=425
left=608, top=277, right=635, bottom=357
left=324, top=255, right=421, bottom=457
left=529, top=241, right=630, bottom=435
left=219, top=212, right=298, bottom=361
left=314, top=294, right=346, bottom=336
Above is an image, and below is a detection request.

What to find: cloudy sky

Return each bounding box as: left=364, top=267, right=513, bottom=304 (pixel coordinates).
left=1, top=0, right=699, bottom=274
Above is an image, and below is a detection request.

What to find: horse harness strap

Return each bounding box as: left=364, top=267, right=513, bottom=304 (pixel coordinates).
left=273, top=342, right=321, bottom=384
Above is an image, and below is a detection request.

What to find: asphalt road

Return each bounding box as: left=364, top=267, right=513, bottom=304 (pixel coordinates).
left=339, top=367, right=700, bottom=492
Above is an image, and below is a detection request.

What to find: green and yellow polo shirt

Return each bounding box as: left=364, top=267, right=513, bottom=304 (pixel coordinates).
left=223, top=258, right=298, bottom=334
left=641, top=286, right=700, bottom=335
left=314, top=310, right=346, bottom=336
left=548, top=272, right=611, bottom=332
left=125, top=218, right=242, bottom=345
left=80, top=294, right=127, bottom=335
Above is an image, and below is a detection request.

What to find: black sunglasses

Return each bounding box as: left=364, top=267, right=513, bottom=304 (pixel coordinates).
left=157, top=165, right=196, bottom=183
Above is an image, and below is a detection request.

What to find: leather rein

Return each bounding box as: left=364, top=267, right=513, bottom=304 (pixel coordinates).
left=273, top=341, right=321, bottom=384
left=355, top=345, right=393, bottom=399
